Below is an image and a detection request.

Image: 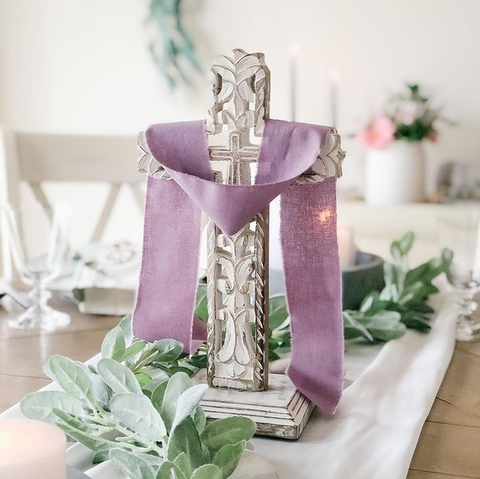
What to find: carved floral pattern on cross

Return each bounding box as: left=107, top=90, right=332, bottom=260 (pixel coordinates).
left=215, top=225, right=256, bottom=379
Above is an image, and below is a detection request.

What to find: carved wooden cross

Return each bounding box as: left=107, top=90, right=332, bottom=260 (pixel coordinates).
left=138, top=48, right=345, bottom=439
left=204, top=49, right=270, bottom=392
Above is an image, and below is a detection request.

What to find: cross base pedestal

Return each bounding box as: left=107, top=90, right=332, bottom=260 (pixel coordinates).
left=194, top=370, right=315, bottom=440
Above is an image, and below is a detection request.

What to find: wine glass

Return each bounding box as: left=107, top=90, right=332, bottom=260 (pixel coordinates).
left=2, top=203, right=72, bottom=331
left=438, top=213, right=480, bottom=342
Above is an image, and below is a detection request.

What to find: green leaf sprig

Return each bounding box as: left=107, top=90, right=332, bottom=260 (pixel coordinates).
left=343, top=232, right=453, bottom=342
left=21, top=315, right=256, bottom=479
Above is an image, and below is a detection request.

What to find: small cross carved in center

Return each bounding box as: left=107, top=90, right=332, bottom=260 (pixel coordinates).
left=209, top=131, right=259, bottom=185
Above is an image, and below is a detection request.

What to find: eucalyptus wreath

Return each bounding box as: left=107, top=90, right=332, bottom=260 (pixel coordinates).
left=146, top=0, right=202, bottom=89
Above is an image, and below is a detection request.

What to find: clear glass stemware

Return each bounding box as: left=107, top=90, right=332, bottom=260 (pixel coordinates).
left=438, top=213, right=480, bottom=342
left=3, top=203, right=72, bottom=331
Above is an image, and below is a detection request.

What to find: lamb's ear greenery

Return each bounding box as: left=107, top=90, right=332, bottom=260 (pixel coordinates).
left=201, top=417, right=256, bottom=456
left=20, top=315, right=256, bottom=479
left=122, top=341, right=147, bottom=362
left=173, top=452, right=192, bottom=478
left=118, top=314, right=133, bottom=342
left=48, top=355, right=97, bottom=408
left=152, top=339, right=184, bottom=363
left=156, top=461, right=188, bottom=479
left=214, top=441, right=246, bottom=479
left=97, top=358, right=143, bottom=394
left=171, top=384, right=209, bottom=432
left=101, top=326, right=126, bottom=361
left=109, top=448, right=155, bottom=479
left=167, top=417, right=204, bottom=470
left=19, top=391, right=83, bottom=424
left=110, top=393, right=166, bottom=441
left=191, top=464, right=223, bottom=479
left=161, top=372, right=193, bottom=432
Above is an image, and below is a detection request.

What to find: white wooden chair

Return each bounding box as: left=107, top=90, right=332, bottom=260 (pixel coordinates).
left=0, top=129, right=142, bottom=280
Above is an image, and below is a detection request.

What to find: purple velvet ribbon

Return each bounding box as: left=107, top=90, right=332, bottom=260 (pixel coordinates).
left=133, top=119, right=343, bottom=414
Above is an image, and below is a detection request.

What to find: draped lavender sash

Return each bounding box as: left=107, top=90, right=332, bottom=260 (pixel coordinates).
left=133, top=119, right=344, bottom=414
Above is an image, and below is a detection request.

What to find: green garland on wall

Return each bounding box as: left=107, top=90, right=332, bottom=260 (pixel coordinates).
left=146, top=0, right=202, bottom=89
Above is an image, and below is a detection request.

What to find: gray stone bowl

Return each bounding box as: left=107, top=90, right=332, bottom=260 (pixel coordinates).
left=342, top=251, right=385, bottom=310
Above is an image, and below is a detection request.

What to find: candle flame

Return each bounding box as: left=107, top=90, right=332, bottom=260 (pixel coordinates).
left=318, top=209, right=332, bottom=224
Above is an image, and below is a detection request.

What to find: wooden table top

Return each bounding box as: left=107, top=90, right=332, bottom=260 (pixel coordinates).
left=1, top=295, right=479, bottom=479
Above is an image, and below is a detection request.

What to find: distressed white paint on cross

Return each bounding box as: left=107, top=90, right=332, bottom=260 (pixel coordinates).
left=205, top=49, right=270, bottom=391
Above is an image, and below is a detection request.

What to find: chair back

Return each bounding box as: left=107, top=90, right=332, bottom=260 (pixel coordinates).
left=0, top=129, right=142, bottom=279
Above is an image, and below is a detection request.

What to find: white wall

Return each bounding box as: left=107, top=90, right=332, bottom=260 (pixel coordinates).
left=1, top=0, right=480, bottom=246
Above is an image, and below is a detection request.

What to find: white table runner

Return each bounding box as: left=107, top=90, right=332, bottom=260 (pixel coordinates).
left=253, top=293, right=457, bottom=479
left=1, top=293, right=457, bottom=479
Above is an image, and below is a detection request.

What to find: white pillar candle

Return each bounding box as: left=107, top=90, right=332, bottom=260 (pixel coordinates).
left=0, top=419, right=66, bottom=479
left=337, top=222, right=355, bottom=270
left=317, top=210, right=355, bottom=270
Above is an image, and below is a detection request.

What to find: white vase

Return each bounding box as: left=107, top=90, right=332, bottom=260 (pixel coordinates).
left=364, top=141, right=425, bottom=204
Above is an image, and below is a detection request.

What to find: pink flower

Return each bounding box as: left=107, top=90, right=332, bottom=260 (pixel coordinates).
left=357, top=116, right=397, bottom=149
